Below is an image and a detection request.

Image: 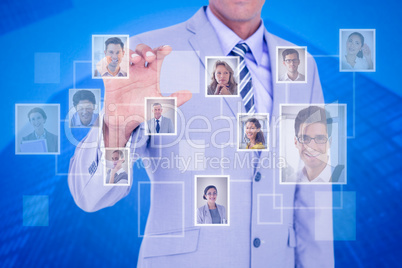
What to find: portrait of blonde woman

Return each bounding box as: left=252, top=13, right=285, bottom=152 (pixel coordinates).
left=207, top=60, right=238, bottom=95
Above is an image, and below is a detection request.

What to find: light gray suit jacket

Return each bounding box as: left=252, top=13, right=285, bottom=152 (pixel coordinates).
left=68, top=6, right=334, bottom=268
left=147, top=116, right=174, bottom=133
left=106, top=169, right=128, bottom=184
left=22, top=129, right=58, bottom=153
left=197, top=204, right=226, bottom=224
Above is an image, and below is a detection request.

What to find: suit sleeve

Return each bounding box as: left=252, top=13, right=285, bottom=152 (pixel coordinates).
left=68, top=112, right=149, bottom=212
left=68, top=35, right=152, bottom=212
left=54, top=134, right=58, bottom=153
left=168, top=118, right=174, bottom=133
left=294, top=184, right=334, bottom=267
left=294, top=58, right=334, bottom=267
left=146, top=120, right=151, bottom=134
left=197, top=207, right=203, bottom=224
left=308, top=54, right=325, bottom=103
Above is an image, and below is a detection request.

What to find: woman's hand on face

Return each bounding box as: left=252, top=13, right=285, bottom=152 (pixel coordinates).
left=362, top=44, right=371, bottom=59
left=219, top=85, right=232, bottom=95
left=214, top=84, right=224, bottom=95
left=214, top=83, right=231, bottom=95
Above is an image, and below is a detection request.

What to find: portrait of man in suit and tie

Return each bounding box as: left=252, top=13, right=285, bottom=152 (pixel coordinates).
left=145, top=98, right=176, bottom=135
left=104, top=149, right=129, bottom=185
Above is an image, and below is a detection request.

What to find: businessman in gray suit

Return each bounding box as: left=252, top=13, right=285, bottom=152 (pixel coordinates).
left=69, top=0, right=334, bottom=267
left=146, top=103, right=174, bottom=134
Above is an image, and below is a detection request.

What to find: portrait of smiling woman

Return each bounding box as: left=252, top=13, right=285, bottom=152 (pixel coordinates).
left=20, top=107, right=59, bottom=153
left=244, top=118, right=266, bottom=149
left=197, top=185, right=227, bottom=224
left=207, top=59, right=238, bottom=95
left=340, top=30, right=375, bottom=71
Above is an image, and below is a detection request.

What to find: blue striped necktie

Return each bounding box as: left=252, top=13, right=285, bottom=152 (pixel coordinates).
left=156, top=119, right=160, bottom=133
left=230, top=43, right=255, bottom=113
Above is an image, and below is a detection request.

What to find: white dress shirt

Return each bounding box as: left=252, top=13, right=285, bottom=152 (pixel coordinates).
left=279, top=72, right=305, bottom=81
left=206, top=7, right=273, bottom=114
left=295, top=164, right=332, bottom=183
left=149, top=116, right=163, bottom=133
left=341, top=55, right=370, bottom=70
left=34, top=129, right=46, bottom=140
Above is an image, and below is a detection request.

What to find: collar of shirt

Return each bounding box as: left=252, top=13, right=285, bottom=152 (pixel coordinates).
left=34, top=129, right=47, bottom=139
left=98, top=62, right=126, bottom=77
left=116, top=168, right=125, bottom=175
left=298, top=164, right=332, bottom=183
left=101, top=69, right=126, bottom=77
left=206, top=6, right=265, bottom=66
left=72, top=112, right=97, bottom=127
left=281, top=72, right=304, bottom=81
left=153, top=116, right=163, bottom=124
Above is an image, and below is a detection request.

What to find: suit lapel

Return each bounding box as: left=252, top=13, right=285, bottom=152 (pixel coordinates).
left=187, top=7, right=243, bottom=118
left=264, top=30, right=287, bottom=120
left=160, top=116, right=166, bottom=132
left=187, top=20, right=222, bottom=67
left=204, top=204, right=212, bottom=224
left=29, top=132, right=36, bottom=140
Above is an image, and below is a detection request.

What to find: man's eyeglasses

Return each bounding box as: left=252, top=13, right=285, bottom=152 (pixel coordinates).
left=284, top=59, right=300, bottom=64
left=77, top=104, right=95, bottom=111
left=296, top=135, right=328, bottom=144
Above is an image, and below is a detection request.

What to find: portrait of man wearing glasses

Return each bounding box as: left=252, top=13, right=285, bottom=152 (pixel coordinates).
left=284, top=105, right=345, bottom=183
left=279, top=48, right=305, bottom=82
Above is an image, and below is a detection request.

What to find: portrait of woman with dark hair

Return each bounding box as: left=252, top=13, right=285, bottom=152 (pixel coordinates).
left=341, top=31, right=374, bottom=70
left=197, top=185, right=227, bottom=224
left=21, top=107, right=58, bottom=152
left=244, top=118, right=266, bottom=149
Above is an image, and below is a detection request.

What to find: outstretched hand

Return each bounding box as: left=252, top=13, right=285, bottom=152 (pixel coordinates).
left=103, top=44, right=192, bottom=147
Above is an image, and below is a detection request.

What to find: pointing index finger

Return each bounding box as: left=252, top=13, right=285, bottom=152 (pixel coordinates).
left=136, top=44, right=156, bottom=64
left=155, top=45, right=172, bottom=57
left=129, top=49, right=141, bottom=65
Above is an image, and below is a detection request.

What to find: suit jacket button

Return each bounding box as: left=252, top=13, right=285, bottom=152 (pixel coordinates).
left=254, top=172, right=261, bottom=182
left=253, top=238, right=261, bottom=248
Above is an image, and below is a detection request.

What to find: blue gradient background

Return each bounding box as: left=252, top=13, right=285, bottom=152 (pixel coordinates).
left=1, top=0, right=401, bottom=267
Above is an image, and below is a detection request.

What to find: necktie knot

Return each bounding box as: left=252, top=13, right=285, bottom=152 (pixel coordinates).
left=232, top=43, right=250, bottom=58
